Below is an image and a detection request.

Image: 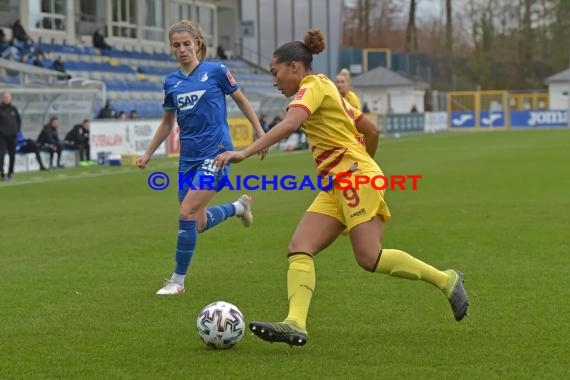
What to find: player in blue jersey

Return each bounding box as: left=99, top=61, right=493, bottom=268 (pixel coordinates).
left=137, top=20, right=267, bottom=295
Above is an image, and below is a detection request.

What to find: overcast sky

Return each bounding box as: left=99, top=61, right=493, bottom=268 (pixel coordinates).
left=345, top=0, right=446, bottom=22
left=417, top=0, right=444, bottom=20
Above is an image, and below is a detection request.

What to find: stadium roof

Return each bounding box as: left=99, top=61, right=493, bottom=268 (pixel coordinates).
left=351, top=66, right=429, bottom=89
left=545, top=68, right=570, bottom=84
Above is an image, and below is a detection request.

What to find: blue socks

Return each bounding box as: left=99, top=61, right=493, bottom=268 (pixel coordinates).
left=173, top=204, right=236, bottom=281
left=174, top=220, right=197, bottom=275
left=203, top=204, right=236, bottom=231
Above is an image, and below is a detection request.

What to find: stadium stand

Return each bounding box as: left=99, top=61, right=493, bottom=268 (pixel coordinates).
left=1, top=28, right=279, bottom=120
left=9, top=38, right=275, bottom=119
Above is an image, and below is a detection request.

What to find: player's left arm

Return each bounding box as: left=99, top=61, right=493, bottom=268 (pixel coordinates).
left=355, top=114, right=379, bottom=158
left=230, top=89, right=266, bottom=139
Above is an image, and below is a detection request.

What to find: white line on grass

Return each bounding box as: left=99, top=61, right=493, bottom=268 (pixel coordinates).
left=0, top=149, right=344, bottom=189
left=0, top=161, right=178, bottom=188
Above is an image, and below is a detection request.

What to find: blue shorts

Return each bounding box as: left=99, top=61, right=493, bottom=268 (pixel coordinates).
left=178, top=159, right=230, bottom=201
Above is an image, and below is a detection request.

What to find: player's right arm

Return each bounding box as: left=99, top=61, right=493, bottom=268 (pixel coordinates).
left=137, top=110, right=176, bottom=169
left=214, top=106, right=308, bottom=166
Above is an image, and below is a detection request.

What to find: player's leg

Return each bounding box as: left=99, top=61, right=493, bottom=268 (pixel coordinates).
left=349, top=219, right=468, bottom=321
left=192, top=161, right=253, bottom=232
left=285, top=211, right=345, bottom=325
left=156, top=188, right=215, bottom=295
left=250, top=192, right=345, bottom=346
left=202, top=194, right=253, bottom=232
left=346, top=182, right=468, bottom=321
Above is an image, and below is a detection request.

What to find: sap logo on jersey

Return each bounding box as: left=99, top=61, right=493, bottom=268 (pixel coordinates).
left=177, top=90, right=206, bottom=111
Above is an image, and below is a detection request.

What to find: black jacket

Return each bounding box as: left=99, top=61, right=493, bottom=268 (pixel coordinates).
left=97, top=105, right=116, bottom=119
left=11, top=22, right=28, bottom=43
left=0, top=102, right=21, bottom=137
left=52, top=59, right=66, bottom=73
left=93, top=31, right=110, bottom=50
left=64, top=124, right=89, bottom=144
left=37, top=125, right=61, bottom=146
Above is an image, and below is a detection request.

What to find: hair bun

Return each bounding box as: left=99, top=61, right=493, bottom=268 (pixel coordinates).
left=303, top=28, right=326, bottom=55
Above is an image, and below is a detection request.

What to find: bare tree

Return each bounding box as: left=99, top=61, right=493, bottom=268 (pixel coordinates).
left=548, top=0, right=570, bottom=70
left=358, top=0, right=371, bottom=45
left=343, top=0, right=570, bottom=90
left=405, top=0, right=418, bottom=52
left=343, top=0, right=403, bottom=48
left=446, top=0, right=453, bottom=55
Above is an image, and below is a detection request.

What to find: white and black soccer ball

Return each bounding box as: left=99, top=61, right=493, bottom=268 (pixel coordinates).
left=196, top=301, right=245, bottom=349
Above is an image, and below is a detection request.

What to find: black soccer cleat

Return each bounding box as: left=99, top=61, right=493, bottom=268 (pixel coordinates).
left=249, top=321, right=308, bottom=346
left=444, top=269, right=469, bottom=321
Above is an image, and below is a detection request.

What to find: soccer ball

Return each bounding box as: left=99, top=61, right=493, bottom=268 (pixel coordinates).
left=196, top=301, right=245, bottom=349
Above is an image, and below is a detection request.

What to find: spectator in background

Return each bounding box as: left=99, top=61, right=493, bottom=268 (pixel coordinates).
left=64, top=119, right=91, bottom=165
left=32, top=54, right=45, bottom=68
left=17, top=130, right=47, bottom=171
left=216, top=45, right=228, bottom=60
left=37, top=116, right=64, bottom=169
left=3, top=51, right=21, bottom=77
left=258, top=114, right=269, bottom=132
left=11, top=19, right=35, bottom=57
left=11, top=19, right=32, bottom=46
left=52, top=56, right=72, bottom=80
left=129, top=109, right=137, bottom=119
left=0, top=28, right=10, bottom=56
left=97, top=100, right=116, bottom=119
left=93, top=27, right=112, bottom=51
left=267, top=111, right=284, bottom=132
left=410, top=104, right=418, bottom=113
left=1, top=44, right=20, bottom=61
left=0, top=91, right=21, bottom=181
left=1, top=28, right=20, bottom=60
left=117, top=111, right=127, bottom=120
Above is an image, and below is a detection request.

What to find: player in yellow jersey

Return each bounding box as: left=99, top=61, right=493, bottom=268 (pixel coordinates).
left=335, top=67, right=362, bottom=110
left=335, top=67, right=363, bottom=236
left=215, top=28, right=468, bottom=347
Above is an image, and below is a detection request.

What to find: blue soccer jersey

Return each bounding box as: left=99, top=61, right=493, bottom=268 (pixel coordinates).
left=163, top=61, right=238, bottom=163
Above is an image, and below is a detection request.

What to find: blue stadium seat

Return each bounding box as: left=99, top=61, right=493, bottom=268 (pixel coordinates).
left=24, top=38, right=275, bottom=120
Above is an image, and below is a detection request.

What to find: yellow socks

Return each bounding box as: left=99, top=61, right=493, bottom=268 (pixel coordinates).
left=284, top=253, right=315, bottom=331
left=374, top=249, right=449, bottom=290
left=282, top=250, right=448, bottom=331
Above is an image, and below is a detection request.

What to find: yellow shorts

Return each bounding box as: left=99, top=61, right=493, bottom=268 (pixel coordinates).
left=307, top=171, right=391, bottom=232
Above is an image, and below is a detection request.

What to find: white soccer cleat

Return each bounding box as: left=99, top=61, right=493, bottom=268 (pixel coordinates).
left=156, top=279, right=185, bottom=295
left=236, top=194, right=253, bottom=227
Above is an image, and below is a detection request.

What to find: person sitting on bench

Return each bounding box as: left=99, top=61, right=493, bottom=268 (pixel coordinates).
left=17, top=130, right=47, bottom=171
left=64, top=119, right=91, bottom=165
left=37, top=116, right=64, bottom=169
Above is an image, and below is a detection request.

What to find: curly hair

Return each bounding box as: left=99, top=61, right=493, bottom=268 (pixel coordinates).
left=168, top=20, right=207, bottom=60
left=273, top=28, right=326, bottom=70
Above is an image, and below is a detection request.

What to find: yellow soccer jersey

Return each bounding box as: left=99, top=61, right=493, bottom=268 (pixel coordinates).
left=288, top=74, right=380, bottom=178
left=345, top=90, right=362, bottom=111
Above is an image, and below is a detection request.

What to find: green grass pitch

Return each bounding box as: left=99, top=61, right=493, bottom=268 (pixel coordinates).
left=1, top=129, right=568, bottom=379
